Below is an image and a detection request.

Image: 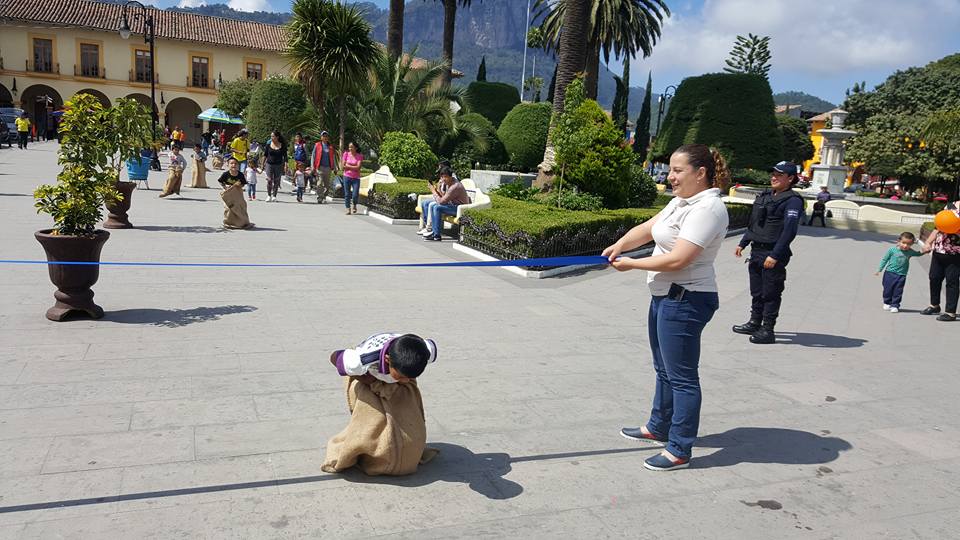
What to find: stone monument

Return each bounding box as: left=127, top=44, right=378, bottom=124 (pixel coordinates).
left=809, top=109, right=857, bottom=194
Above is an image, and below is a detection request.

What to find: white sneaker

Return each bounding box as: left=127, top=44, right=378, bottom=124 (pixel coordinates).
left=882, top=304, right=891, bottom=310
left=416, top=227, right=428, bottom=235
left=889, top=307, right=899, bottom=313
left=420, top=229, right=434, bottom=236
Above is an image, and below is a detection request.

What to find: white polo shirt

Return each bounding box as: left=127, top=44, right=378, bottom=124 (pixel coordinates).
left=646, top=187, right=728, bottom=296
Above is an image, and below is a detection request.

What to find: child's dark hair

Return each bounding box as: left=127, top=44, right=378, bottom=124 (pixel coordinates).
left=387, top=334, right=430, bottom=378
left=899, top=231, right=916, bottom=241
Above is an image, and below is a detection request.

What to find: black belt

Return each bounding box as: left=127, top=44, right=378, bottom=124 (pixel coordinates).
left=751, top=242, right=775, bottom=250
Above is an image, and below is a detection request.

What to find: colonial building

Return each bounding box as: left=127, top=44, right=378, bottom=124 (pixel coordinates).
left=0, top=0, right=289, bottom=143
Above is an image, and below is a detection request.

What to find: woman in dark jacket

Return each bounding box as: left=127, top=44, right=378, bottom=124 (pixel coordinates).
left=263, top=130, right=288, bottom=202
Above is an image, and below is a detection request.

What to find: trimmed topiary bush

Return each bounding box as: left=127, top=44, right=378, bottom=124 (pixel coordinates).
left=245, top=77, right=307, bottom=143
left=626, top=165, right=658, bottom=208
left=497, top=102, right=552, bottom=172
left=363, top=177, right=433, bottom=219
left=650, top=73, right=782, bottom=169
left=467, top=81, right=521, bottom=127
left=379, top=132, right=438, bottom=179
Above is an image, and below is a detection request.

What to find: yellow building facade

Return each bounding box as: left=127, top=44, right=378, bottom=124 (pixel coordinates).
left=0, top=0, right=289, bottom=143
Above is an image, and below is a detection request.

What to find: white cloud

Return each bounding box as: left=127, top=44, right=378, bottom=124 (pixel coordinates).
left=228, top=0, right=270, bottom=12
left=177, top=0, right=207, bottom=7
left=633, top=0, right=960, bottom=77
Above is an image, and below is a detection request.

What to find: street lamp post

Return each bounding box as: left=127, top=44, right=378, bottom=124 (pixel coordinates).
left=118, top=0, right=161, bottom=171
left=654, top=84, right=677, bottom=138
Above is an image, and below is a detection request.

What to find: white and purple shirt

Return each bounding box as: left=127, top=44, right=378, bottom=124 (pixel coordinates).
left=333, top=333, right=438, bottom=383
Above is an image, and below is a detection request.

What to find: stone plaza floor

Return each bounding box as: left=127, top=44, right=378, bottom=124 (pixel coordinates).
left=1, top=141, right=959, bottom=539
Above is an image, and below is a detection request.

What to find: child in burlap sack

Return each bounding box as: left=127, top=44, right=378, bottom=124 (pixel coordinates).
left=159, top=146, right=187, bottom=198
left=323, top=333, right=440, bottom=476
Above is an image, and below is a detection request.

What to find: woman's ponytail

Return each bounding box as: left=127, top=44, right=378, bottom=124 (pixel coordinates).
left=710, top=148, right=730, bottom=192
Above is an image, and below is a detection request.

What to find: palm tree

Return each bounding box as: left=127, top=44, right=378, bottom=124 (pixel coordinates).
left=536, top=0, right=670, bottom=99
left=538, top=0, right=589, bottom=174
left=387, top=0, right=405, bottom=60
left=285, top=0, right=379, bottom=150
left=352, top=50, right=487, bottom=155
left=431, top=0, right=475, bottom=85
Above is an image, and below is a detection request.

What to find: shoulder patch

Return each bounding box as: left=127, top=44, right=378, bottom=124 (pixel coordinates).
left=786, top=209, right=800, bottom=218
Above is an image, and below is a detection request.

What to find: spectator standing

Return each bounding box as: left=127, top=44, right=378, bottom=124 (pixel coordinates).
left=341, top=141, right=363, bottom=215
left=922, top=201, right=960, bottom=321
left=263, top=131, right=288, bottom=202
left=230, top=130, right=250, bottom=172
left=312, top=131, right=338, bottom=204
left=15, top=113, right=30, bottom=149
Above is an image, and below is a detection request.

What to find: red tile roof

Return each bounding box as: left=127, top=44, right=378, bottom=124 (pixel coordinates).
left=0, top=0, right=277, bottom=52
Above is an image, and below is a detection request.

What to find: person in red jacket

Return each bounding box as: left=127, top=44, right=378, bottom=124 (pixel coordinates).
left=312, top=131, right=339, bottom=204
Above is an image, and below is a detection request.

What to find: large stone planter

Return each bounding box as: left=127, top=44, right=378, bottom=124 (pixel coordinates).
left=34, top=229, right=110, bottom=321
left=104, top=181, right=136, bottom=229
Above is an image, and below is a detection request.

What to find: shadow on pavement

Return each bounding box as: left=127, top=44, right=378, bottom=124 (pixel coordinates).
left=693, top=427, right=852, bottom=469
left=104, top=305, right=257, bottom=327
left=0, top=192, right=31, bottom=196
left=775, top=332, right=867, bottom=348
left=137, top=225, right=287, bottom=233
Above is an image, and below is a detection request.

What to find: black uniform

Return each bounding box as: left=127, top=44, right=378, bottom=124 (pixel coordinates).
left=736, top=188, right=805, bottom=338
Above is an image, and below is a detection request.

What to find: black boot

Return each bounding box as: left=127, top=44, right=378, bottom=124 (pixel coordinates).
left=732, top=318, right=762, bottom=335
left=750, top=321, right=776, bottom=344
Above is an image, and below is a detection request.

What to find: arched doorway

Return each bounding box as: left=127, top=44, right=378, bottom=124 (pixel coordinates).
left=0, top=84, right=13, bottom=108
left=74, top=88, right=110, bottom=108
left=164, top=97, right=202, bottom=145
left=125, top=92, right=157, bottom=115
left=20, top=84, right=63, bottom=140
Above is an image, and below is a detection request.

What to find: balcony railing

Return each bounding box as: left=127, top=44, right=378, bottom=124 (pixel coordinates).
left=75, top=64, right=106, bottom=79
left=129, top=69, right=158, bottom=84
left=26, top=60, right=59, bottom=74
left=187, top=75, right=210, bottom=89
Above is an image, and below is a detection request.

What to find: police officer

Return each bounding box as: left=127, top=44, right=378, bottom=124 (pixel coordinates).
left=732, top=161, right=805, bottom=344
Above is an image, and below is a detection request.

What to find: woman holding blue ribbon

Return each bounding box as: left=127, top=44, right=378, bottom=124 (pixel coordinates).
left=602, top=144, right=730, bottom=471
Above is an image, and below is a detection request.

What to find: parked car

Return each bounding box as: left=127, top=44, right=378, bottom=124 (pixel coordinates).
left=844, top=182, right=868, bottom=193
left=0, top=113, right=15, bottom=148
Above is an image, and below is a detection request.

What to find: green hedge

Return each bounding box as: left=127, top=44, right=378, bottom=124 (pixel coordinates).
left=379, top=132, right=437, bottom=179
left=651, top=73, right=781, bottom=169
left=497, top=102, right=552, bottom=172
left=467, top=81, right=521, bottom=127
left=246, top=78, right=307, bottom=144
left=363, top=177, right=432, bottom=219
left=460, top=195, right=752, bottom=267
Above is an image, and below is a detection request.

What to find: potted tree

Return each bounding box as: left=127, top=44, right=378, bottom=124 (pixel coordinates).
left=33, top=94, right=152, bottom=321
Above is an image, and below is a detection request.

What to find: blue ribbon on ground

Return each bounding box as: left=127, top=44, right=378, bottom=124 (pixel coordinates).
left=0, top=255, right=610, bottom=269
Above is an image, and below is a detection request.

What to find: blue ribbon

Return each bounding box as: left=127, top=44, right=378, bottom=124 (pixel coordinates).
left=0, top=255, right=611, bottom=269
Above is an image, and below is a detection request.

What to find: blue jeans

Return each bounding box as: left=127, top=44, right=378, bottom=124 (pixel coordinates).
left=246, top=183, right=256, bottom=198
left=420, top=199, right=435, bottom=228
left=882, top=271, right=906, bottom=308
left=343, top=177, right=360, bottom=208
left=428, top=203, right=457, bottom=238
left=645, top=289, right=719, bottom=460
left=239, top=160, right=248, bottom=173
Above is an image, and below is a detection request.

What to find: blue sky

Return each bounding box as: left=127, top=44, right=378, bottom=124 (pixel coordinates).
left=158, top=0, right=960, bottom=105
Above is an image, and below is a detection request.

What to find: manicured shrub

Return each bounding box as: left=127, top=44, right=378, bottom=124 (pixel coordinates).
left=363, top=177, right=432, bottom=219
left=450, top=113, right=508, bottom=178
left=626, top=165, right=658, bottom=208
left=497, top=102, right=552, bottom=172
left=554, top=99, right=634, bottom=208
left=467, top=81, right=521, bottom=127
left=730, top=168, right=771, bottom=186
left=650, top=73, right=782, bottom=169
left=379, top=132, right=438, bottom=179
left=245, top=77, right=307, bottom=143
left=538, top=190, right=605, bottom=211
left=491, top=181, right=540, bottom=201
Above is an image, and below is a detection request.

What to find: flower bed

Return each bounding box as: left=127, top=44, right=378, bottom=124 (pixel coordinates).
left=460, top=196, right=753, bottom=269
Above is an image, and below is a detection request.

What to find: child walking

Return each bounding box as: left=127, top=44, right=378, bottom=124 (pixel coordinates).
left=875, top=232, right=925, bottom=312
left=323, top=333, right=439, bottom=476
left=245, top=159, right=259, bottom=201
left=294, top=163, right=306, bottom=202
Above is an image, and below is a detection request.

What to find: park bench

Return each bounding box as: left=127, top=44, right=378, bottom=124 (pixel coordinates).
left=358, top=165, right=397, bottom=198
left=414, top=178, right=492, bottom=235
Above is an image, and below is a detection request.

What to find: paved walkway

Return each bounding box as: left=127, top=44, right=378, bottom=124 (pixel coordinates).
left=1, top=142, right=959, bottom=539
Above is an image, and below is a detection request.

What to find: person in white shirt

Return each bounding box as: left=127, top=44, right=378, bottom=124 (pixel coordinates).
left=331, top=333, right=438, bottom=384
left=602, top=144, right=730, bottom=472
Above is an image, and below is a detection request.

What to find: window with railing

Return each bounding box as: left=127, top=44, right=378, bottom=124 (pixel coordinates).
left=80, top=43, right=100, bottom=77
left=134, top=49, right=152, bottom=82
left=246, top=62, right=263, bottom=80
left=33, top=38, right=53, bottom=73
left=191, top=56, right=209, bottom=88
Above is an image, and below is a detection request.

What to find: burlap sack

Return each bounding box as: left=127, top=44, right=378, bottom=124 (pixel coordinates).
left=322, top=378, right=437, bottom=476
left=220, top=183, right=253, bottom=229
left=190, top=158, right=207, bottom=188
left=160, top=169, right=182, bottom=197
left=212, top=155, right=224, bottom=170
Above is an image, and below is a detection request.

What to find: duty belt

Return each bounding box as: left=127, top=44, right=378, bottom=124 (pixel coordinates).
left=751, top=242, right=776, bottom=250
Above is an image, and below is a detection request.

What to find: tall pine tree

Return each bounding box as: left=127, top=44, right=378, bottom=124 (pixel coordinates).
left=611, top=58, right=631, bottom=132
left=476, top=56, right=487, bottom=81
left=632, top=71, right=652, bottom=159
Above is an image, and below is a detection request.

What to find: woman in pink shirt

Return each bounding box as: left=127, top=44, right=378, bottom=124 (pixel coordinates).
left=341, top=142, right=363, bottom=215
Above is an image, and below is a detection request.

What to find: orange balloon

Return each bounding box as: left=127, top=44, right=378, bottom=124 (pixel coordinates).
left=934, top=210, right=960, bottom=234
